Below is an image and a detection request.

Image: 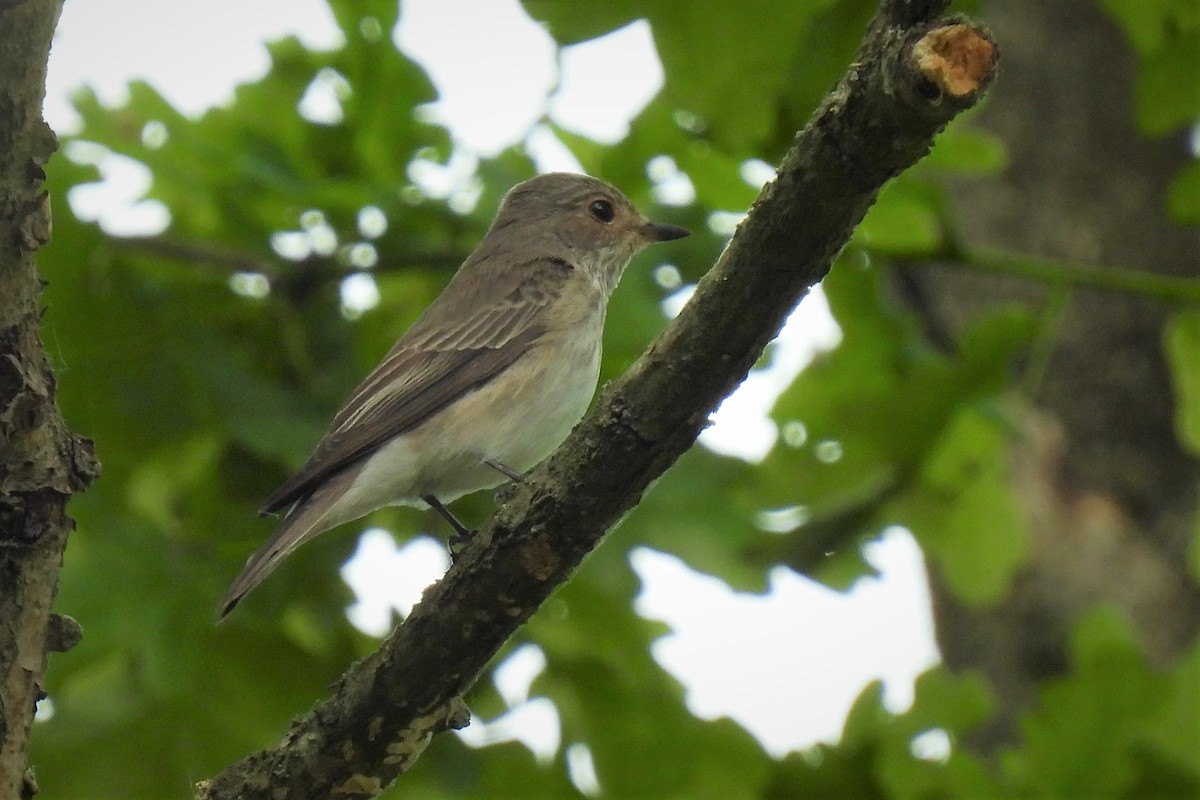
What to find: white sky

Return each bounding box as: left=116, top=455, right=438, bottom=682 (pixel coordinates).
left=46, top=0, right=940, bottom=769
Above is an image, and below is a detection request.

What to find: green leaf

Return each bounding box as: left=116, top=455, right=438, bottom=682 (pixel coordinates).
left=1008, top=609, right=1180, bottom=797
left=876, top=669, right=998, bottom=800
left=1167, top=160, right=1200, bottom=224
left=1138, top=637, right=1200, bottom=781
left=1135, top=30, right=1200, bottom=134
left=767, top=669, right=999, bottom=800
left=526, top=0, right=844, bottom=153
left=895, top=407, right=1029, bottom=605
left=752, top=261, right=1032, bottom=587
left=1101, top=0, right=1200, bottom=134
left=36, top=1, right=1197, bottom=796
left=840, top=680, right=890, bottom=745
left=530, top=570, right=773, bottom=799
left=1100, top=0, right=1198, bottom=54
left=625, top=449, right=770, bottom=593
left=855, top=180, right=944, bottom=255
left=1165, top=311, right=1200, bottom=455
left=1191, top=511, right=1200, bottom=584
left=918, top=119, right=1009, bottom=176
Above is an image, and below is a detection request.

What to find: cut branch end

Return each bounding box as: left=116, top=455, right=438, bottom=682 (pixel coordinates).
left=913, top=23, right=998, bottom=98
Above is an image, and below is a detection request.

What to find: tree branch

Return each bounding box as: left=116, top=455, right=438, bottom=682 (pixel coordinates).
left=0, top=1, right=99, bottom=797
left=113, top=234, right=282, bottom=277
left=198, top=3, right=997, bottom=797
left=113, top=234, right=469, bottom=278
left=110, top=234, right=470, bottom=302
left=956, top=247, right=1200, bottom=304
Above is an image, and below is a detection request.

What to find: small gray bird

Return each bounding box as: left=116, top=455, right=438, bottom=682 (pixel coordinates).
left=221, top=173, right=688, bottom=616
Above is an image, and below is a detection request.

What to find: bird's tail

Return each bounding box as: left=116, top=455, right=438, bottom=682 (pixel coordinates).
left=218, top=468, right=357, bottom=619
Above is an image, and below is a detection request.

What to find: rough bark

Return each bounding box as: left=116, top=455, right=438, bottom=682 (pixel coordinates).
left=898, top=0, right=1200, bottom=751
left=0, top=1, right=98, bottom=797
left=197, top=2, right=999, bottom=797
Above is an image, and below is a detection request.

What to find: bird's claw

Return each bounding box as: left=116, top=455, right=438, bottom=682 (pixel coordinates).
left=448, top=528, right=478, bottom=561
left=493, top=481, right=520, bottom=505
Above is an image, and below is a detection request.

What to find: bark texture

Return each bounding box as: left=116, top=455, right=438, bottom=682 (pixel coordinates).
left=0, top=1, right=97, bottom=797
left=198, top=2, right=999, bottom=797
left=900, top=0, right=1200, bottom=751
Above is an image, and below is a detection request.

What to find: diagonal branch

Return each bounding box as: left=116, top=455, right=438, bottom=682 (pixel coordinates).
left=198, top=2, right=998, bottom=797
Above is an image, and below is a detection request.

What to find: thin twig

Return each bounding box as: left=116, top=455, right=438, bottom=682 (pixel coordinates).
left=113, top=234, right=471, bottom=284
left=962, top=247, right=1200, bottom=304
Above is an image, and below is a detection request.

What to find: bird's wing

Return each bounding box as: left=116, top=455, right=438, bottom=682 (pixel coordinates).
left=259, top=257, right=575, bottom=514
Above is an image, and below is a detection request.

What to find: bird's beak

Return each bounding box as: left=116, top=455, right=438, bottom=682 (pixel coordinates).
left=641, top=221, right=691, bottom=242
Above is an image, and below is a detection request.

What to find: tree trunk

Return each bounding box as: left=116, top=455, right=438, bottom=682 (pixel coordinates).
left=0, top=1, right=96, bottom=796
left=901, top=0, right=1200, bottom=751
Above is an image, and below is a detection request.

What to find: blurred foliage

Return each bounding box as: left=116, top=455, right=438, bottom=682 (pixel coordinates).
left=1101, top=0, right=1200, bottom=225
left=27, top=0, right=1199, bottom=797
left=1167, top=312, right=1200, bottom=456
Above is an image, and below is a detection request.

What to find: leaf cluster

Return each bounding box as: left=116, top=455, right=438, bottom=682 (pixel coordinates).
left=31, top=0, right=1200, bottom=797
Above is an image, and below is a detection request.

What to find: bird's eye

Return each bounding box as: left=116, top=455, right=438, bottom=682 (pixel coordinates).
left=588, top=199, right=615, bottom=223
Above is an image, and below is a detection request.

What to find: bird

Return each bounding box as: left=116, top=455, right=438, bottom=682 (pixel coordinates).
left=220, top=173, right=689, bottom=616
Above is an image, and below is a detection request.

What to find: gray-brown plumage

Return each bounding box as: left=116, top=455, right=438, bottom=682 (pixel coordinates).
left=221, top=173, right=688, bottom=617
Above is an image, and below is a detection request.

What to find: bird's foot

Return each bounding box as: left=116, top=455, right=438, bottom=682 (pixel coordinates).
left=448, top=527, right=478, bottom=562
left=493, top=482, right=520, bottom=505
left=484, top=459, right=526, bottom=483
left=484, top=459, right=525, bottom=506
left=422, top=493, right=477, bottom=561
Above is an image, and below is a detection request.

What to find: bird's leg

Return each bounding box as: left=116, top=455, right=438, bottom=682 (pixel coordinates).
left=484, top=459, right=526, bottom=504
left=422, top=494, right=475, bottom=558
left=484, top=459, right=525, bottom=482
